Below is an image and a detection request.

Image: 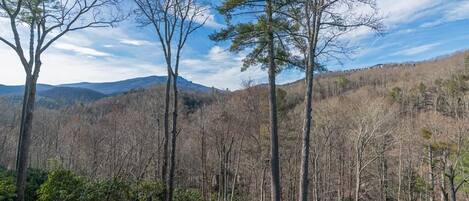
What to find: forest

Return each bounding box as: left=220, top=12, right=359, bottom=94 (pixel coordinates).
left=1, top=0, right=469, bottom=201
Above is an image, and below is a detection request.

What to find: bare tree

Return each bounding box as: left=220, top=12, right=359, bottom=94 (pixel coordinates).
left=133, top=0, right=208, bottom=200
left=282, top=1, right=383, bottom=200
left=349, top=98, right=395, bottom=201
left=443, top=124, right=468, bottom=201
left=0, top=0, right=122, bottom=199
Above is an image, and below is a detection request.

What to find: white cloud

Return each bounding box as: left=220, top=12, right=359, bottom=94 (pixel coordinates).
left=377, top=0, right=443, bottom=26
left=445, top=1, right=469, bottom=21
left=54, top=43, right=112, bottom=57
left=195, top=6, right=224, bottom=29
left=336, top=0, right=444, bottom=41
left=39, top=53, right=166, bottom=85
left=207, top=46, right=230, bottom=61
left=392, top=43, right=441, bottom=56
left=120, top=39, right=154, bottom=46
left=179, top=46, right=266, bottom=89
left=0, top=48, right=26, bottom=85
left=0, top=47, right=166, bottom=85
left=420, top=1, right=469, bottom=28
left=180, top=46, right=304, bottom=90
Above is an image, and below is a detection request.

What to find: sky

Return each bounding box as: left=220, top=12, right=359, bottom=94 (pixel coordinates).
left=0, top=0, right=469, bottom=90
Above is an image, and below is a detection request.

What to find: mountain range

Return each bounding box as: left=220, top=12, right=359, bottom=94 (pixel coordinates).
left=0, top=76, right=215, bottom=107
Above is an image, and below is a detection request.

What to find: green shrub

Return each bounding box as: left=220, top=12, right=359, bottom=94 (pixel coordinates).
left=83, top=179, right=132, bottom=201
left=0, top=167, right=16, bottom=201
left=131, top=180, right=165, bottom=201
left=26, top=168, right=48, bottom=201
left=37, top=170, right=87, bottom=201
left=174, top=189, right=203, bottom=201
left=0, top=167, right=48, bottom=201
left=389, top=87, right=402, bottom=102
left=443, top=76, right=466, bottom=97
left=417, top=82, right=426, bottom=94
left=336, top=76, right=349, bottom=90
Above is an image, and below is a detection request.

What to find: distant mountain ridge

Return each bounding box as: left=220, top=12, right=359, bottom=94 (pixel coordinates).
left=39, top=87, right=107, bottom=105
left=59, top=75, right=213, bottom=94
left=0, top=76, right=214, bottom=96
left=0, top=76, right=215, bottom=107
left=0, top=84, right=55, bottom=95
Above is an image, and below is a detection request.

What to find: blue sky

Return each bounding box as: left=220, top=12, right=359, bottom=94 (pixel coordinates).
left=1, top=0, right=469, bottom=90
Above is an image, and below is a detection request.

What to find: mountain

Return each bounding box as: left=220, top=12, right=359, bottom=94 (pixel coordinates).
left=59, top=76, right=214, bottom=95
left=0, top=84, right=55, bottom=95
left=38, top=87, right=107, bottom=105
left=0, top=76, right=214, bottom=96
left=0, top=76, right=215, bottom=107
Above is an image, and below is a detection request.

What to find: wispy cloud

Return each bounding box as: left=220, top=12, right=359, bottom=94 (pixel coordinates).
left=392, top=43, right=441, bottom=56
left=54, top=43, right=112, bottom=57
left=179, top=46, right=267, bottom=89
left=207, top=46, right=230, bottom=61
left=194, top=6, right=224, bottom=29
left=336, top=0, right=444, bottom=42
left=377, top=0, right=443, bottom=26
left=119, top=39, right=154, bottom=46
left=420, top=1, right=469, bottom=28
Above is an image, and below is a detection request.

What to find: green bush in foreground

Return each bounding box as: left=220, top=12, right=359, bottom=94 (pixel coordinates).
left=26, top=169, right=48, bottom=201
left=84, top=179, right=132, bottom=201
left=1, top=167, right=204, bottom=201
left=131, top=180, right=165, bottom=201
left=173, top=189, right=203, bottom=201
left=37, top=170, right=87, bottom=201
left=0, top=170, right=16, bottom=201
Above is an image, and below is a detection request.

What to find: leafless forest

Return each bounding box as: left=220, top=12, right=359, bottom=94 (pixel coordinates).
left=1, top=51, right=469, bottom=201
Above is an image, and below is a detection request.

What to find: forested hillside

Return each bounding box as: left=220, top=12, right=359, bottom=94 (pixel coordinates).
left=1, top=51, right=468, bottom=201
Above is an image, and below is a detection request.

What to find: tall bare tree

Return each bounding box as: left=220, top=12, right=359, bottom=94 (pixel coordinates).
left=133, top=0, right=208, bottom=200
left=350, top=99, right=395, bottom=201
left=0, top=0, right=122, bottom=199
left=282, top=1, right=383, bottom=200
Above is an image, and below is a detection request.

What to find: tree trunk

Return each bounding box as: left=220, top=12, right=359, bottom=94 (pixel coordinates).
left=355, top=160, right=361, bottom=201
left=380, top=153, right=388, bottom=201
left=16, top=78, right=30, bottom=169
left=449, top=175, right=457, bottom=201
left=428, top=143, right=435, bottom=201
left=441, top=150, right=449, bottom=201
left=299, top=23, right=314, bottom=201
left=314, top=154, right=320, bottom=201
left=166, top=71, right=178, bottom=201
left=266, top=0, right=281, bottom=201
left=299, top=1, right=322, bottom=199
left=200, top=108, right=208, bottom=201
left=261, top=165, right=267, bottom=201
left=397, top=134, right=402, bottom=201
left=298, top=57, right=313, bottom=201
left=162, top=68, right=171, bottom=182
left=16, top=73, right=38, bottom=201
left=231, top=136, right=245, bottom=201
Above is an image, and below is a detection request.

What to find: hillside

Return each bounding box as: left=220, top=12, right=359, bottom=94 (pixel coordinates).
left=38, top=87, right=107, bottom=105
left=1, top=51, right=469, bottom=201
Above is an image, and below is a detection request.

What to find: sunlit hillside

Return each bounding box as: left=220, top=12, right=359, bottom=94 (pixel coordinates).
left=1, top=50, right=469, bottom=200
